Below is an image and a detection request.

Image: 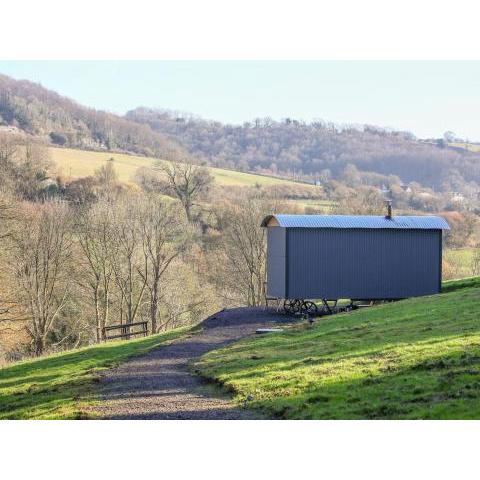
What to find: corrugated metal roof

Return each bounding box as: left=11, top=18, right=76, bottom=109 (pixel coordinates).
left=261, top=214, right=450, bottom=230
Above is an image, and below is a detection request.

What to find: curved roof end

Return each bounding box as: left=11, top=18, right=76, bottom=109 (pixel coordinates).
left=260, top=215, right=277, bottom=227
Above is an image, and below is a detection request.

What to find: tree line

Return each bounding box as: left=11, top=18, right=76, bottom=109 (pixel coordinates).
left=126, top=107, right=480, bottom=193
left=0, top=134, right=282, bottom=360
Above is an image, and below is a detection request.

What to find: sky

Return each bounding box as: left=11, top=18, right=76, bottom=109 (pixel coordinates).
left=1, top=61, right=479, bottom=141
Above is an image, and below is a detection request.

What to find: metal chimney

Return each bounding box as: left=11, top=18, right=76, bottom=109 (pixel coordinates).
left=385, top=200, right=392, bottom=219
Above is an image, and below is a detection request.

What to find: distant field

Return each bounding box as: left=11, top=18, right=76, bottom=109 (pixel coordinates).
left=295, top=198, right=336, bottom=212
left=449, top=143, right=480, bottom=153
left=50, top=147, right=309, bottom=188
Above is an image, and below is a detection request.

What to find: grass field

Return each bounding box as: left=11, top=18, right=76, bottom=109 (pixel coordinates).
left=295, top=198, right=336, bottom=212
left=0, top=328, right=187, bottom=419
left=444, top=248, right=475, bottom=279
left=194, top=278, right=480, bottom=419
left=50, top=147, right=309, bottom=188
left=450, top=142, right=480, bottom=153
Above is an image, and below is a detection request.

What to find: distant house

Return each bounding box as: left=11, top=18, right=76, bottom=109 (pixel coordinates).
left=450, top=192, right=466, bottom=203
left=417, top=191, right=433, bottom=199
left=39, top=178, right=58, bottom=189
left=0, top=125, right=21, bottom=134
left=378, top=184, right=391, bottom=198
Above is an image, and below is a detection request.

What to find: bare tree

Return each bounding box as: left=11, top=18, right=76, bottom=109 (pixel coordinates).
left=443, top=211, right=477, bottom=249
left=0, top=134, right=19, bottom=194
left=0, top=134, right=17, bottom=161
left=0, top=191, right=16, bottom=239
left=95, top=162, right=118, bottom=187
left=110, top=198, right=149, bottom=325
left=137, top=196, right=190, bottom=333
left=8, top=202, right=73, bottom=355
left=76, top=200, right=116, bottom=342
left=94, top=162, right=119, bottom=200
left=159, top=160, right=213, bottom=221
left=0, top=192, right=22, bottom=329
left=157, top=257, right=214, bottom=330
left=218, top=194, right=272, bottom=306
left=334, top=187, right=385, bottom=215
left=0, top=134, right=53, bottom=200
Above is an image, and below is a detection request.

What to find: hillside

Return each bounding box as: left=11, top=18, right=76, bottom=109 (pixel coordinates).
left=0, top=74, right=184, bottom=159
left=50, top=147, right=334, bottom=213
left=50, top=147, right=318, bottom=188
left=3, top=73, right=480, bottom=195
left=126, top=108, right=480, bottom=192
left=194, top=278, right=480, bottom=419
left=0, top=328, right=187, bottom=419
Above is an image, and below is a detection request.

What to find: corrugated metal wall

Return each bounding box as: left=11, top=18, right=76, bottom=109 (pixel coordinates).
left=266, top=227, right=286, bottom=297
left=286, top=228, right=441, bottom=299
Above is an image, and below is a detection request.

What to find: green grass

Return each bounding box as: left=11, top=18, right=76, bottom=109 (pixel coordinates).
left=0, top=328, right=187, bottom=419
left=50, top=147, right=308, bottom=188
left=194, top=282, right=480, bottom=419
left=442, top=275, right=480, bottom=293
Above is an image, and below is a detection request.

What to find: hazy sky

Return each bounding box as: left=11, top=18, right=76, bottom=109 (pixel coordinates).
left=1, top=61, right=479, bottom=140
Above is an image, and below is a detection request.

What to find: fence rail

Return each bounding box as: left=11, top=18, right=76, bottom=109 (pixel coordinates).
left=102, top=321, right=148, bottom=341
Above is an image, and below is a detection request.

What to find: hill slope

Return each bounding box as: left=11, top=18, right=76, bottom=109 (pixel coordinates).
left=194, top=278, right=480, bottom=419
left=0, top=73, right=184, bottom=159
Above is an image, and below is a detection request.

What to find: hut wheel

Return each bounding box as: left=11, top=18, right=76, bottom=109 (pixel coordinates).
left=301, top=301, right=318, bottom=316
left=283, top=299, right=302, bottom=314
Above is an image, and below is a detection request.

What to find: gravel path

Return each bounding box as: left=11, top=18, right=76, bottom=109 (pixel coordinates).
left=93, top=307, right=293, bottom=420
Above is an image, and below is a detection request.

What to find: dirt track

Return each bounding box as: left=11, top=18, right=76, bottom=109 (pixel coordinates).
left=93, top=307, right=292, bottom=420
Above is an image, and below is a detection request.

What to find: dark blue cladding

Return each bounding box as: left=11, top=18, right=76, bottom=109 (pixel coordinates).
left=266, top=226, right=286, bottom=298
left=263, top=215, right=449, bottom=300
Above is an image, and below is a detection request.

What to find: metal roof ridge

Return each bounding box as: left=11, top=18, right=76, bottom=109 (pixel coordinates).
left=261, top=214, right=450, bottom=229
